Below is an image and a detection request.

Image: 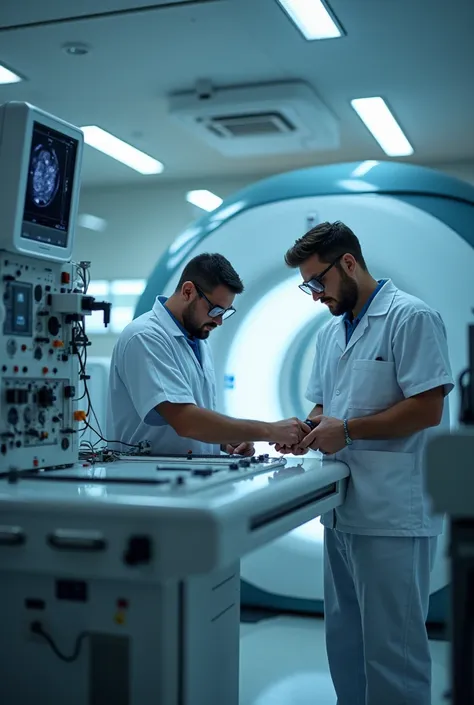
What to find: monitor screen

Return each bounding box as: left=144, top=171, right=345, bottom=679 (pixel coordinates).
left=21, top=121, right=79, bottom=248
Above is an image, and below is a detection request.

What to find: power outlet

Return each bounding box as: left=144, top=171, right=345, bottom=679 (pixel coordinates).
left=24, top=617, right=49, bottom=644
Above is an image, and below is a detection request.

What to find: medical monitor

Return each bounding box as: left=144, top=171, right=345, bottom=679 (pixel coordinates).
left=0, top=102, right=83, bottom=262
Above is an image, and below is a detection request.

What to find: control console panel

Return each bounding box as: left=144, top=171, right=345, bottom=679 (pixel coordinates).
left=0, top=252, right=82, bottom=471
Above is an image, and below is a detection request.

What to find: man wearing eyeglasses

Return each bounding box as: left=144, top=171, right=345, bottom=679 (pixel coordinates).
left=106, top=252, right=308, bottom=456
left=279, top=221, right=454, bottom=705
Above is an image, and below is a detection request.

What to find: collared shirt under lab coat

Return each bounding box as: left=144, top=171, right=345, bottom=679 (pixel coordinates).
left=106, top=296, right=219, bottom=455
left=305, top=279, right=454, bottom=537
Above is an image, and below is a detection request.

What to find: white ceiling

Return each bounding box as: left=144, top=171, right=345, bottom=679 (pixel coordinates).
left=1, top=0, right=473, bottom=187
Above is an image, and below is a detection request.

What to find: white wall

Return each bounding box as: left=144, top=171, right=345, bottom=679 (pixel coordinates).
left=74, top=176, right=252, bottom=355
left=75, top=161, right=474, bottom=357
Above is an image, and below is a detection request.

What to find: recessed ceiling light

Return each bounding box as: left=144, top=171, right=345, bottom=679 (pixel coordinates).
left=78, top=213, right=107, bottom=232
left=81, top=126, right=164, bottom=175
left=351, top=97, right=414, bottom=157
left=0, top=63, right=22, bottom=85
left=276, top=0, right=343, bottom=40
left=186, top=190, right=223, bottom=212
left=62, top=43, right=90, bottom=56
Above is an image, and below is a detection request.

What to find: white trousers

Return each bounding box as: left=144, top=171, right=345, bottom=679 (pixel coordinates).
left=324, top=528, right=438, bottom=705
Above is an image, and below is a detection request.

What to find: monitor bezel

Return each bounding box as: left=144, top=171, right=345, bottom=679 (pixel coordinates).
left=0, top=101, right=83, bottom=262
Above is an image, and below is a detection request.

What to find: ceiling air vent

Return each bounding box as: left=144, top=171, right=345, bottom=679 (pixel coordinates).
left=206, top=112, right=296, bottom=138
left=168, top=81, right=339, bottom=158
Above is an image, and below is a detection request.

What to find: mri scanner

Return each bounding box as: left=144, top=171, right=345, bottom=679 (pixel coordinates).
left=94, top=160, right=474, bottom=625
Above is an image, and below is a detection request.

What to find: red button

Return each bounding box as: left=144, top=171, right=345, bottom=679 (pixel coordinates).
left=13, top=366, right=19, bottom=373
left=21, top=345, right=27, bottom=352
left=61, top=272, right=71, bottom=284
left=33, top=458, right=39, bottom=467
left=117, top=599, right=129, bottom=609
left=42, top=367, right=48, bottom=374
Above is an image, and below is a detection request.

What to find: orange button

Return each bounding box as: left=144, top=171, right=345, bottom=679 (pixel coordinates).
left=61, top=272, right=71, bottom=284
left=52, top=340, right=64, bottom=348
left=74, top=410, right=87, bottom=422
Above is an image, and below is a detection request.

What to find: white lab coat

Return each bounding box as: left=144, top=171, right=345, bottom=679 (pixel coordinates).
left=306, top=279, right=454, bottom=536
left=306, top=279, right=455, bottom=705
left=106, top=296, right=219, bottom=455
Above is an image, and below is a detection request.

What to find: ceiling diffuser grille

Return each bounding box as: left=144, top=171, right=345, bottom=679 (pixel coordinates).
left=205, top=112, right=296, bottom=138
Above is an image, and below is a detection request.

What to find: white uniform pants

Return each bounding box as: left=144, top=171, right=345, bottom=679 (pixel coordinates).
left=324, top=528, right=438, bottom=705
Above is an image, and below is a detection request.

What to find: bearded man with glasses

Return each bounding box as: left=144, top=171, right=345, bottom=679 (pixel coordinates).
left=279, top=220, right=454, bottom=705
left=106, top=252, right=309, bottom=457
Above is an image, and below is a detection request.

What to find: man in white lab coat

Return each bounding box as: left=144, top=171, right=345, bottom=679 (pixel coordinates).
left=107, top=252, right=308, bottom=455
left=279, top=221, right=454, bottom=705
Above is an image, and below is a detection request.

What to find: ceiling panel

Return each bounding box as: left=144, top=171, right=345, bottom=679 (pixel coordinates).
left=0, top=0, right=217, bottom=30
left=0, top=0, right=473, bottom=186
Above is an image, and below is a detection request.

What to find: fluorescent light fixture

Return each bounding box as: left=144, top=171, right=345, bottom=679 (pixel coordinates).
left=81, top=126, right=164, bottom=174
left=186, top=190, right=223, bottom=212
left=78, top=213, right=107, bottom=232
left=276, top=0, right=343, bottom=40
left=0, top=64, right=22, bottom=84
left=351, top=97, right=414, bottom=157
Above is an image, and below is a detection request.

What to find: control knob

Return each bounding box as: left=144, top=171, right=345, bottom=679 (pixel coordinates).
left=48, top=316, right=60, bottom=336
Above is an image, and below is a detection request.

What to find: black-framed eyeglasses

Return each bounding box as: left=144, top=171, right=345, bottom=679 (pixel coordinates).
left=298, top=256, right=342, bottom=295
left=193, top=283, right=236, bottom=320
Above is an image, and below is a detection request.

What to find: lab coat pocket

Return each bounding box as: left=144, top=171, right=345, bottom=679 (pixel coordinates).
left=349, top=359, right=402, bottom=411
left=340, top=449, right=415, bottom=531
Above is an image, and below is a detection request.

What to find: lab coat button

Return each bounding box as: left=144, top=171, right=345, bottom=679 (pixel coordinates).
left=335, top=390, right=341, bottom=396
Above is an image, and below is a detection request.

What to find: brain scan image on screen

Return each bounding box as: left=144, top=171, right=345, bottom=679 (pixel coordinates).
left=30, top=144, right=60, bottom=208
left=22, top=122, right=78, bottom=249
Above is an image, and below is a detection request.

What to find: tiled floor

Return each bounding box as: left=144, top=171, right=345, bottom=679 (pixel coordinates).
left=240, top=615, right=449, bottom=705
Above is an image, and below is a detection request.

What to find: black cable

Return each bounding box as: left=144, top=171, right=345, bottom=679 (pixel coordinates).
left=30, top=622, right=89, bottom=663
left=74, top=318, right=106, bottom=442
left=70, top=318, right=95, bottom=441
left=68, top=270, right=141, bottom=453
left=82, top=419, right=140, bottom=449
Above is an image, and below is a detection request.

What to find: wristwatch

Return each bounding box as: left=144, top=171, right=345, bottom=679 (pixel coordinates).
left=304, top=418, right=317, bottom=430
left=343, top=418, right=353, bottom=446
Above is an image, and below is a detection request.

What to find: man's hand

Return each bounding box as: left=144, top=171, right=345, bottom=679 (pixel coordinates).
left=270, top=418, right=311, bottom=447
left=225, top=442, right=255, bottom=457
left=299, top=415, right=345, bottom=455
left=273, top=443, right=309, bottom=456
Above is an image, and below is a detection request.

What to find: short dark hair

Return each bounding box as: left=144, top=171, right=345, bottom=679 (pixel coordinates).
left=284, top=221, right=367, bottom=271
left=176, top=253, right=244, bottom=294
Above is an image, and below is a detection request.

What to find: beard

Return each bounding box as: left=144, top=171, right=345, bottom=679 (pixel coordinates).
left=321, top=269, right=359, bottom=317
left=182, top=300, right=217, bottom=339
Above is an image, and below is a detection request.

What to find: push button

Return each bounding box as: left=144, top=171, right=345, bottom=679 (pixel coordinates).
left=123, top=536, right=152, bottom=566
